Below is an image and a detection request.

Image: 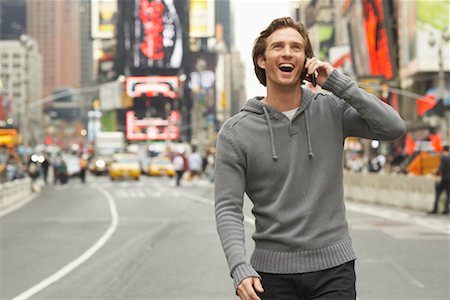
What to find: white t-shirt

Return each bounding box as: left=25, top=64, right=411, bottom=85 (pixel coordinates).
left=188, top=152, right=203, bottom=171
left=281, top=107, right=299, bottom=120
left=173, top=155, right=184, bottom=171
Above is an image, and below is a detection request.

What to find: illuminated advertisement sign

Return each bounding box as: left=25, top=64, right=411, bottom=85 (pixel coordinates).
left=0, top=128, right=18, bottom=147
left=126, top=0, right=183, bottom=72
left=347, top=0, right=397, bottom=80
left=189, top=0, right=215, bottom=38
left=125, top=76, right=179, bottom=98
left=126, top=110, right=180, bottom=140
left=91, top=0, right=117, bottom=39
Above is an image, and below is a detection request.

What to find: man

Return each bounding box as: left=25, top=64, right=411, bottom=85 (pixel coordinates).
left=214, top=17, right=405, bottom=300
left=430, top=145, right=450, bottom=214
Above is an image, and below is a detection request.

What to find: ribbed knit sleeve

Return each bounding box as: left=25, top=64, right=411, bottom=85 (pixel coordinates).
left=322, top=70, right=406, bottom=141
left=214, top=123, right=260, bottom=290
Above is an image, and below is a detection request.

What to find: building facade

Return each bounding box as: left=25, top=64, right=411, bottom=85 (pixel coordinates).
left=0, top=38, right=43, bottom=144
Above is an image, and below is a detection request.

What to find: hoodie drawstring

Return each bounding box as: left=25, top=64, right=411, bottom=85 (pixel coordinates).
left=304, top=112, right=315, bottom=157
left=263, top=106, right=279, bottom=160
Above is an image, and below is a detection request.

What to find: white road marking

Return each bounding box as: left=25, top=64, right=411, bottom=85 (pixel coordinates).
left=0, top=193, right=38, bottom=218
left=12, top=186, right=119, bottom=300
left=346, top=202, right=449, bottom=235
left=180, top=193, right=448, bottom=235
left=179, top=193, right=256, bottom=225
left=387, top=256, right=425, bottom=289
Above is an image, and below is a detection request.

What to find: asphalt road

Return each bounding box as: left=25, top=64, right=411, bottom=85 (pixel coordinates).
left=1, top=175, right=449, bottom=300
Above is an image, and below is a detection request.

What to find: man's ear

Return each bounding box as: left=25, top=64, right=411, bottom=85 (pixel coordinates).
left=257, top=55, right=266, bottom=69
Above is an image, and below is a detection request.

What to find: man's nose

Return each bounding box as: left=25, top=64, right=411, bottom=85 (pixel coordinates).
left=281, top=47, right=293, bottom=56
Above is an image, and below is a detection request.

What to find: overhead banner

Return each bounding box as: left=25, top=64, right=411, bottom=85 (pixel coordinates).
left=99, top=81, right=122, bottom=111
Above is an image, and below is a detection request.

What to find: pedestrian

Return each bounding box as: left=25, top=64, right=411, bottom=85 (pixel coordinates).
left=27, top=160, right=40, bottom=192
left=430, top=145, right=450, bottom=214
left=41, top=153, right=50, bottom=185
left=173, top=149, right=186, bottom=187
left=214, top=17, right=406, bottom=300
left=79, top=154, right=88, bottom=183
left=188, top=145, right=203, bottom=180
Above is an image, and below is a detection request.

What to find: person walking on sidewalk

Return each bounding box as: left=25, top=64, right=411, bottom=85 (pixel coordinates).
left=430, top=145, right=450, bottom=214
left=214, top=17, right=406, bottom=300
left=173, top=149, right=187, bottom=187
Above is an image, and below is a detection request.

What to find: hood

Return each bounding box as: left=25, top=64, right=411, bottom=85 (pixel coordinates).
left=241, top=88, right=316, bottom=160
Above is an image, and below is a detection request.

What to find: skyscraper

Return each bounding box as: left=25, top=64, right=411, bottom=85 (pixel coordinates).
left=25, top=0, right=85, bottom=97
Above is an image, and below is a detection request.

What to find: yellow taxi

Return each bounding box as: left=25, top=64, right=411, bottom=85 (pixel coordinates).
left=147, top=157, right=175, bottom=177
left=109, top=153, right=141, bottom=180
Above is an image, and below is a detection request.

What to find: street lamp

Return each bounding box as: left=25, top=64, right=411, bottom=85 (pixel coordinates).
left=428, top=27, right=450, bottom=142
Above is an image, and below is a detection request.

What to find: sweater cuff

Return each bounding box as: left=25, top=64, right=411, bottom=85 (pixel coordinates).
left=232, top=263, right=261, bottom=290
left=322, top=69, right=352, bottom=98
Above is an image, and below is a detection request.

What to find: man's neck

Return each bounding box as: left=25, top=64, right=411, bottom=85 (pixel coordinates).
left=262, top=84, right=302, bottom=112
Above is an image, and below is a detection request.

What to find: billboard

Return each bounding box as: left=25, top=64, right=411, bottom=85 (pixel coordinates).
left=189, top=0, right=215, bottom=38
left=119, top=0, right=184, bottom=73
left=347, top=0, right=397, bottom=80
left=126, top=110, right=180, bottom=140
left=126, top=76, right=179, bottom=98
left=91, top=0, right=117, bottom=39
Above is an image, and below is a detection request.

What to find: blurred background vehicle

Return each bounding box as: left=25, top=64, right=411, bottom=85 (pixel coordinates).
left=89, top=155, right=110, bottom=176
left=108, top=152, right=141, bottom=181
left=62, top=154, right=81, bottom=178
left=147, top=157, right=175, bottom=177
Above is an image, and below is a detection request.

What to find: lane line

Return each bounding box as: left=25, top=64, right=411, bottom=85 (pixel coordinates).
left=387, top=256, right=425, bottom=289
left=0, top=193, right=38, bottom=218
left=346, top=202, right=450, bottom=235
left=180, top=193, right=256, bottom=225
left=12, top=186, right=119, bottom=300
left=181, top=193, right=448, bottom=234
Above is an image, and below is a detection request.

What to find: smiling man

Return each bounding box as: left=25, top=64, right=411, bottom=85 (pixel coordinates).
left=214, top=17, right=406, bottom=300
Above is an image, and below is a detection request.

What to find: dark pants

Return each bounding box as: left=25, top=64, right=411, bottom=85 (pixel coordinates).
left=432, top=179, right=450, bottom=213
left=256, top=260, right=356, bottom=300
left=176, top=170, right=184, bottom=186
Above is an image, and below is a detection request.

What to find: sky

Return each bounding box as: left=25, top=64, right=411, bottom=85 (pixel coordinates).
left=232, top=0, right=292, bottom=98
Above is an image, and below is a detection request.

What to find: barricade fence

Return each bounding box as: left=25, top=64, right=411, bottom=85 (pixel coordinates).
left=0, top=177, right=32, bottom=211
left=344, top=172, right=436, bottom=212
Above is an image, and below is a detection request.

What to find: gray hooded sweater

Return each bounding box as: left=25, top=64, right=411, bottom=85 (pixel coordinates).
left=214, top=70, right=406, bottom=289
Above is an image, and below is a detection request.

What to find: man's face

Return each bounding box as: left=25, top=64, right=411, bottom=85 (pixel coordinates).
left=257, top=27, right=306, bottom=88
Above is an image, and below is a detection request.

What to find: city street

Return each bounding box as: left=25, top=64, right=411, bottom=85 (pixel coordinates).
left=1, top=175, right=449, bottom=300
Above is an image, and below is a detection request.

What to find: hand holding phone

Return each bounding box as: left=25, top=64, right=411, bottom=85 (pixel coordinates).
left=303, top=59, right=316, bottom=87
left=309, top=72, right=316, bottom=87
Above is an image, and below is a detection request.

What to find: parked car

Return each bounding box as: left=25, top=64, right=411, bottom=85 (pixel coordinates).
left=147, top=157, right=175, bottom=177
left=109, top=153, right=141, bottom=180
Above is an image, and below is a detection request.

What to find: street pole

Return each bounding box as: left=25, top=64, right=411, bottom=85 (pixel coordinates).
left=427, top=28, right=449, bottom=144
left=437, top=28, right=449, bottom=143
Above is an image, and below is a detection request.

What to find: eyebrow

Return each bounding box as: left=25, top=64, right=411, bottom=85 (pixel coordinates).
left=269, top=41, right=304, bottom=48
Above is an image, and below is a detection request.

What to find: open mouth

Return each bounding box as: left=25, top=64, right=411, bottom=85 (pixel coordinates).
left=279, top=63, right=294, bottom=73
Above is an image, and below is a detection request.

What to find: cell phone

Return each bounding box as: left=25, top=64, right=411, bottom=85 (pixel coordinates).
left=303, top=58, right=316, bottom=87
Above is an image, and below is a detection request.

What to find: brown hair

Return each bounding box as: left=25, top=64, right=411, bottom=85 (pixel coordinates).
left=252, top=17, right=314, bottom=86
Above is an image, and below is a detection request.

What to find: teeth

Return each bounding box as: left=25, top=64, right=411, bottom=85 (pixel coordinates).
left=279, top=63, right=294, bottom=68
